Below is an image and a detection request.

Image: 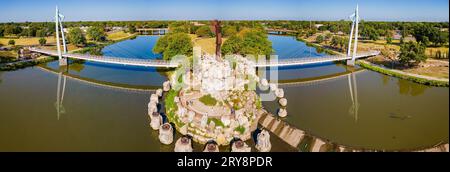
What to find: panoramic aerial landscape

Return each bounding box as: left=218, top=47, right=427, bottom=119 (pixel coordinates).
left=0, top=0, right=448, bottom=153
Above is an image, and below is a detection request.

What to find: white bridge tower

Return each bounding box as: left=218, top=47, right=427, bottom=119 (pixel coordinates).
left=55, top=6, right=68, bottom=66
left=347, top=5, right=360, bottom=66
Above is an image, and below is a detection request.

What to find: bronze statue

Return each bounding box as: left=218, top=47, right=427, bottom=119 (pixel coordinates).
left=211, top=20, right=222, bottom=59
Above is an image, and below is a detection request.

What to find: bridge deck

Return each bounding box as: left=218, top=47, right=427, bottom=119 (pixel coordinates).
left=30, top=48, right=178, bottom=68
left=30, top=48, right=379, bottom=68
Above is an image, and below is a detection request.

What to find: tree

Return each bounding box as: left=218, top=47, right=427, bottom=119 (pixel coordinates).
left=4, top=25, right=22, bottom=35
left=385, top=30, right=393, bottom=44
left=36, top=29, right=46, bottom=37
left=413, top=24, right=440, bottom=46
left=222, top=35, right=242, bottom=55
left=128, top=25, right=136, bottom=33
left=435, top=31, right=449, bottom=46
left=87, top=27, right=107, bottom=42
left=222, top=25, right=237, bottom=37
left=222, top=29, right=272, bottom=59
left=67, top=28, right=86, bottom=47
left=39, top=37, right=47, bottom=46
left=195, top=26, right=213, bottom=38
left=153, top=33, right=193, bottom=60
left=316, top=35, right=324, bottom=43
left=325, top=33, right=332, bottom=43
left=0, top=27, right=4, bottom=37
left=8, top=40, right=15, bottom=46
left=398, top=41, right=427, bottom=66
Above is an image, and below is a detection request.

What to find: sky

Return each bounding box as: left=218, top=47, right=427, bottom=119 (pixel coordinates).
left=0, top=0, right=448, bottom=22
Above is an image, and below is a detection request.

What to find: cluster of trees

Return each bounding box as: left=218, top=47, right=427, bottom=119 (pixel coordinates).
left=266, top=20, right=449, bottom=47
left=87, top=27, right=107, bottom=42
left=221, top=28, right=272, bottom=59
left=195, top=25, right=213, bottom=38
left=64, top=26, right=107, bottom=47
left=0, top=22, right=55, bottom=37
left=67, top=28, right=86, bottom=47
left=330, top=36, right=349, bottom=52
left=412, top=24, right=448, bottom=46
left=398, top=41, right=427, bottom=66
left=153, top=32, right=193, bottom=60
left=152, top=21, right=272, bottom=60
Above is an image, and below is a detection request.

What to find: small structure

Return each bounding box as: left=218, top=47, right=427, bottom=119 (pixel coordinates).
left=174, top=136, right=193, bottom=152
left=150, top=112, right=162, bottom=130
left=159, top=123, right=174, bottom=145
left=203, top=141, right=220, bottom=152
left=255, top=130, right=272, bottom=152
left=231, top=139, right=251, bottom=152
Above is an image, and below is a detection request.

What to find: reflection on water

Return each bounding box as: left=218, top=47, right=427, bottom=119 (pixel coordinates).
left=55, top=72, right=67, bottom=120
left=397, top=79, right=427, bottom=96
left=348, top=72, right=359, bottom=122
left=0, top=34, right=447, bottom=151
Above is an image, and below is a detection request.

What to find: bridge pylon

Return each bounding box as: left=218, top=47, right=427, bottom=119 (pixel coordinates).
left=347, top=5, right=360, bottom=66
left=55, top=6, right=68, bottom=66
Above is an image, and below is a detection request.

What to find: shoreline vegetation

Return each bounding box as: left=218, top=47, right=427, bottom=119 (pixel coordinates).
left=289, top=33, right=449, bottom=87
left=0, top=31, right=137, bottom=71
left=357, top=60, right=449, bottom=87
left=1, top=20, right=448, bottom=87
left=293, top=37, right=449, bottom=87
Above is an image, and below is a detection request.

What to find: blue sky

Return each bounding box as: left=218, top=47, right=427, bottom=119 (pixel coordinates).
left=0, top=0, right=448, bottom=22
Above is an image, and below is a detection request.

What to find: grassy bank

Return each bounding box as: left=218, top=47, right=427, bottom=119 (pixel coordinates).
left=357, top=60, right=449, bottom=87
left=0, top=56, right=57, bottom=71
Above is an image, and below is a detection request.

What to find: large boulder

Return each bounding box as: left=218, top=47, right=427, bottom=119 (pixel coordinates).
left=269, top=83, right=278, bottom=91
left=203, top=142, right=220, bottom=152
left=231, top=140, right=251, bottom=152
left=159, top=123, right=174, bottom=145
left=255, top=130, right=272, bottom=152
left=279, top=98, right=287, bottom=107
left=274, top=88, right=284, bottom=98
left=174, top=136, right=193, bottom=152
left=260, top=78, right=269, bottom=87
left=220, top=115, right=231, bottom=127
left=163, top=81, right=171, bottom=92
left=148, top=102, right=157, bottom=114
left=156, top=89, right=163, bottom=97
left=278, top=108, right=287, bottom=118
left=150, top=112, right=162, bottom=130
left=150, top=94, right=159, bottom=104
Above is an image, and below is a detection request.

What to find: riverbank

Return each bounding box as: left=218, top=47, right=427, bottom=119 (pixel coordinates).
left=357, top=60, right=449, bottom=87
left=293, top=34, right=449, bottom=86
left=0, top=56, right=56, bottom=71
left=0, top=32, right=139, bottom=71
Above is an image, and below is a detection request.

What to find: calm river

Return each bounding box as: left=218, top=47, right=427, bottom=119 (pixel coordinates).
left=0, top=35, right=447, bottom=151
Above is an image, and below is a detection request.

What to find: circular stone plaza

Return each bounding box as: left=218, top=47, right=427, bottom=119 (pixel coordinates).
left=147, top=54, right=287, bottom=152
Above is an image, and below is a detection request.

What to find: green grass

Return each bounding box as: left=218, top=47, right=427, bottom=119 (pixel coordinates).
left=234, top=125, right=246, bottom=134
left=0, top=51, right=18, bottom=63
left=199, top=94, right=218, bottom=106
left=357, top=61, right=449, bottom=87
left=164, top=89, right=185, bottom=128
left=208, top=118, right=225, bottom=127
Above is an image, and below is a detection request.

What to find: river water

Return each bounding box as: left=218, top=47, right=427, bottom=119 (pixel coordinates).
left=0, top=35, right=447, bottom=151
